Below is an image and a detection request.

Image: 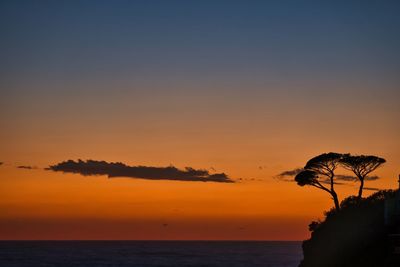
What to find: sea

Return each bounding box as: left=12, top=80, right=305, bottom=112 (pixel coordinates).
left=0, top=241, right=302, bottom=267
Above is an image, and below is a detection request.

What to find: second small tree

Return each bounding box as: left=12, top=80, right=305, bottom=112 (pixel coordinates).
left=339, top=155, right=386, bottom=200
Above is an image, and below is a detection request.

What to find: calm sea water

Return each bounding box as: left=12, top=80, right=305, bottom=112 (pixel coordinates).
left=0, top=241, right=302, bottom=267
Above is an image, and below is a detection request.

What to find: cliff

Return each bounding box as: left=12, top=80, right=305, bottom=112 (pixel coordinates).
left=299, top=190, right=400, bottom=267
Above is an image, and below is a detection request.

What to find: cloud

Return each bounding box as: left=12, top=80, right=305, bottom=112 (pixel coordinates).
left=277, top=168, right=304, bottom=177
left=335, top=174, right=379, bottom=182
left=363, top=187, right=381, bottom=191
left=276, top=168, right=379, bottom=184
left=275, top=168, right=304, bottom=181
left=365, top=175, right=379, bottom=181
left=17, top=165, right=37, bottom=170
left=47, top=160, right=234, bottom=183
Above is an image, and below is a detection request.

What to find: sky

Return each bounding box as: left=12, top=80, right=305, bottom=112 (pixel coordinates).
left=1, top=0, right=400, bottom=240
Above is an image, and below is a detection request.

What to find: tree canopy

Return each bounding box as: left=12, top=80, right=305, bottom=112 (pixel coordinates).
left=295, top=170, right=320, bottom=187
left=304, top=153, right=347, bottom=176
left=293, top=152, right=386, bottom=211
left=339, top=155, right=386, bottom=199
left=296, top=153, right=347, bottom=211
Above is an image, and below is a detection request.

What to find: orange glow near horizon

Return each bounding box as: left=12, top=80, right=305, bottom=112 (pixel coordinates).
left=1, top=102, right=399, bottom=240
left=0, top=149, right=398, bottom=240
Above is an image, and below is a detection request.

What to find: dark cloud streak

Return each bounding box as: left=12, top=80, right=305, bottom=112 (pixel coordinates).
left=336, top=174, right=379, bottom=181
left=276, top=168, right=378, bottom=183
left=17, top=165, right=36, bottom=169
left=47, top=160, right=234, bottom=183
left=275, top=168, right=303, bottom=182
left=363, top=187, right=381, bottom=191
left=277, top=168, right=304, bottom=177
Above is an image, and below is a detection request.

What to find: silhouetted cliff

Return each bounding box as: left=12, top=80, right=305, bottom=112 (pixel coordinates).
left=299, top=190, right=400, bottom=267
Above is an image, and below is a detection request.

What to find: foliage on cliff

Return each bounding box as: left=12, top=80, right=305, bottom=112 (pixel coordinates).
left=299, top=190, right=399, bottom=267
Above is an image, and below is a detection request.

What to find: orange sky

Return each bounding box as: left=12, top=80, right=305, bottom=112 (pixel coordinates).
left=0, top=142, right=398, bottom=240
left=1, top=86, right=399, bottom=240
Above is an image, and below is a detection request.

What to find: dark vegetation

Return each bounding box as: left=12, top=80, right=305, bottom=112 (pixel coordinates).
left=299, top=190, right=399, bottom=267
left=293, top=152, right=397, bottom=267
left=296, top=153, right=344, bottom=210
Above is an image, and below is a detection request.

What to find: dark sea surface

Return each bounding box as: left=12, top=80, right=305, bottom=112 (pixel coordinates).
left=0, top=241, right=302, bottom=267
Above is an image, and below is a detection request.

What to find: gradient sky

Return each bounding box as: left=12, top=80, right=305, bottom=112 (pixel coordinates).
left=1, top=0, right=400, bottom=240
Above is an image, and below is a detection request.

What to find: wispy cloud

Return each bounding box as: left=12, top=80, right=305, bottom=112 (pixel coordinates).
left=335, top=174, right=379, bottom=182
left=275, top=168, right=303, bottom=181
left=364, top=187, right=381, bottom=191
left=275, top=168, right=379, bottom=185
left=17, top=165, right=37, bottom=170
left=365, top=175, right=379, bottom=181
left=276, top=168, right=304, bottom=177
left=47, top=160, right=234, bottom=183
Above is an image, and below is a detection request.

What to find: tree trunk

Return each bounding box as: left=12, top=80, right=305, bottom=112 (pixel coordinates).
left=329, top=173, right=340, bottom=211
left=358, top=179, right=364, bottom=200
left=332, top=191, right=340, bottom=211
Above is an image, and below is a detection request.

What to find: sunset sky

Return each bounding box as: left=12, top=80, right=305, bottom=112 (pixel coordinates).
left=1, top=1, right=400, bottom=240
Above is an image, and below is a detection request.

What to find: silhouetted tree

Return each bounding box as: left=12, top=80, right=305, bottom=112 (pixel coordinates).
left=295, top=170, right=341, bottom=211
left=339, top=155, right=386, bottom=200
left=295, top=153, right=345, bottom=210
